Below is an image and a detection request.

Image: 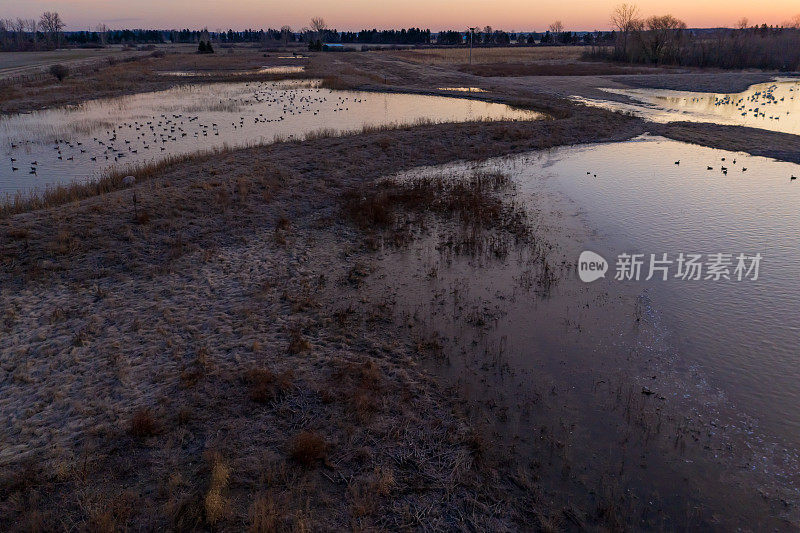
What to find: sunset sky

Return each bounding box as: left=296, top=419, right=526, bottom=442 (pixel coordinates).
left=3, top=0, right=799, bottom=31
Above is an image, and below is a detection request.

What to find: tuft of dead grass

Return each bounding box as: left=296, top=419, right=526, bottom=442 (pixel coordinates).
left=243, top=367, right=294, bottom=403
left=249, top=492, right=280, bottom=532
left=344, top=171, right=511, bottom=227
left=204, top=451, right=231, bottom=526
left=7, top=227, right=29, bottom=240
left=342, top=171, right=530, bottom=254
left=289, top=431, right=327, bottom=467
left=331, top=360, right=384, bottom=421
left=287, top=329, right=312, bottom=354
left=128, top=408, right=159, bottom=438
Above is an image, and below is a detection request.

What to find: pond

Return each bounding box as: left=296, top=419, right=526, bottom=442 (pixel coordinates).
left=576, top=78, right=800, bottom=135
left=0, top=80, right=542, bottom=196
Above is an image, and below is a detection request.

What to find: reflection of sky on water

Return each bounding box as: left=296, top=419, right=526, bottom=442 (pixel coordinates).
left=576, top=79, right=800, bottom=135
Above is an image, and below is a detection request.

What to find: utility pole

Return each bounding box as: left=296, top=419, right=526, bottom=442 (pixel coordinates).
left=468, top=27, right=476, bottom=65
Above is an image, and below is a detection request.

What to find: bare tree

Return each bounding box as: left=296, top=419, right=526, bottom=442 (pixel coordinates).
left=39, top=11, right=65, bottom=48
left=0, top=19, right=11, bottom=50
left=548, top=21, right=564, bottom=34
left=281, top=25, right=292, bottom=47
left=96, top=23, right=108, bottom=45
left=310, top=17, right=326, bottom=42
left=736, top=17, right=749, bottom=30
left=643, top=14, right=686, bottom=63
left=13, top=18, right=28, bottom=50
left=26, top=18, right=38, bottom=49
left=785, top=14, right=800, bottom=29
left=610, top=3, right=641, bottom=57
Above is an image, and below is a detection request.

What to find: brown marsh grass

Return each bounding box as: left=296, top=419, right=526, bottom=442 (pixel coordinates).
left=343, top=171, right=525, bottom=236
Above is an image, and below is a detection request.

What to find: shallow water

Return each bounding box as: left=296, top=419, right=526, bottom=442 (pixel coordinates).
left=400, top=134, right=800, bottom=440
left=0, top=80, right=541, bottom=195
left=535, top=135, right=800, bottom=438
left=577, top=78, right=800, bottom=135
left=378, top=135, right=800, bottom=525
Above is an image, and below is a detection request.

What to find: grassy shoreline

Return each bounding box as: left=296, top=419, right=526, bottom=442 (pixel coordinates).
left=0, top=110, right=652, bottom=530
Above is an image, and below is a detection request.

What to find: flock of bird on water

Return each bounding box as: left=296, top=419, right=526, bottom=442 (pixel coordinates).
left=586, top=158, right=796, bottom=181
left=4, top=81, right=799, bottom=184
left=5, top=83, right=363, bottom=179
left=680, top=83, right=795, bottom=122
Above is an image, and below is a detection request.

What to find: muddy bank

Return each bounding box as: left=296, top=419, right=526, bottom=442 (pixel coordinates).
left=611, top=71, right=780, bottom=93
left=655, top=121, right=800, bottom=163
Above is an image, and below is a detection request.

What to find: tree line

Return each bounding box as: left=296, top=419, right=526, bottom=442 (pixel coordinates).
left=339, top=28, right=431, bottom=45
left=0, top=12, right=65, bottom=51
left=588, top=3, right=800, bottom=70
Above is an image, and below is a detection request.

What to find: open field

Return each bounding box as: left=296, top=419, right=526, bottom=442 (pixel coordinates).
left=388, top=45, right=587, bottom=65
left=2, top=45, right=800, bottom=530
left=0, top=48, right=146, bottom=81
left=0, top=48, right=322, bottom=113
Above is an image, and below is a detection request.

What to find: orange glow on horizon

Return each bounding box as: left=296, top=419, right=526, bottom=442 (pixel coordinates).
left=4, top=0, right=799, bottom=32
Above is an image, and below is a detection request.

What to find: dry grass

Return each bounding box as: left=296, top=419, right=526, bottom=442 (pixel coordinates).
left=0, top=94, right=652, bottom=531
left=331, top=360, right=384, bottom=421
left=249, top=492, right=280, bottom=532
left=204, top=452, right=231, bottom=525
left=287, top=329, right=312, bottom=354
left=342, top=171, right=529, bottom=251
